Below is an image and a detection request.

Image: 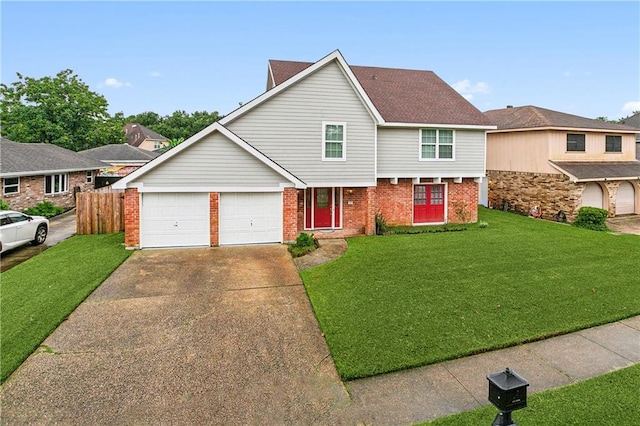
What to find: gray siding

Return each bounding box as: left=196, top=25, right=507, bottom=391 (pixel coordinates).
left=226, top=61, right=377, bottom=186
left=140, top=132, right=289, bottom=187
left=377, top=128, right=486, bottom=177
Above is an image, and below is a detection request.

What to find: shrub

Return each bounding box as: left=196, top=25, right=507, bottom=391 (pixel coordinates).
left=573, top=206, right=609, bottom=231
left=23, top=201, right=66, bottom=218
left=478, top=221, right=489, bottom=228
left=288, top=232, right=318, bottom=257
left=375, top=212, right=389, bottom=235
left=0, top=199, right=10, bottom=210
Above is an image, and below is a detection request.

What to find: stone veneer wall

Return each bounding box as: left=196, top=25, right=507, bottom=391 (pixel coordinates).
left=487, top=170, right=584, bottom=221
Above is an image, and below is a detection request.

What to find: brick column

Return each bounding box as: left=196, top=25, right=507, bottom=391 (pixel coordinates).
left=364, top=186, right=377, bottom=235
left=124, top=188, right=140, bottom=248
left=283, top=187, right=298, bottom=242
left=210, top=192, right=219, bottom=246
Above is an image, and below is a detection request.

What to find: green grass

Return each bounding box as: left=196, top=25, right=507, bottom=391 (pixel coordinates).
left=302, top=208, right=640, bottom=380
left=1, top=233, right=131, bottom=383
left=423, top=363, right=640, bottom=425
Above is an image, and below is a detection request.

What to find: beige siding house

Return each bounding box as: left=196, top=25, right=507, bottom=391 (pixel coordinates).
left=124, top=123, right=169, bottom=151
left=485, top=105, right=640, bottom=220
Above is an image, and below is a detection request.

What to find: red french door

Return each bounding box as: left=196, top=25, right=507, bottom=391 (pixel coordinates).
left=413, top=184, right=445, bottom=223
left=305, top=188, right=341, bottom=229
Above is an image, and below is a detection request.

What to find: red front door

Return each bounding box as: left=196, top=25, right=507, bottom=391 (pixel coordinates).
left=413, top=184, right=445, bottom=223
left=314, top=188, right=333, bottom=228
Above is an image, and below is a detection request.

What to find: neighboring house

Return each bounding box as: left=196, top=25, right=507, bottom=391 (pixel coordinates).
left=0, top=137, right=104, bottom=211
left=79, top=144, right=161, bottom=177
left=484, top=105, right=640, bottom=220
left=114, top=50, right=495, bottom=249
left=124, top=123, right=169, bottom=151
left=618, top=112, right=640, bottom=158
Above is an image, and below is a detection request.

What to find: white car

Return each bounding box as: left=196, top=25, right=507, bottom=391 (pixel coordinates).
left=0, top=210, right=49, bottom=254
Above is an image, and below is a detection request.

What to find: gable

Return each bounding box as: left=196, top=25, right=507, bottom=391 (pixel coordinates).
left=137, top=132, right=295, bottom=188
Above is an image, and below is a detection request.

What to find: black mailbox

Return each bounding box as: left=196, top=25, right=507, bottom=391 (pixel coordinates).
left=487, top=367, right=529, bottom=412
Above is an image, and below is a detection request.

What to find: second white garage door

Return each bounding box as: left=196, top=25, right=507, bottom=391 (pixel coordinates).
left=616, top=182, right=636, bottom=215
left=219, top=193, right=282, bottom=245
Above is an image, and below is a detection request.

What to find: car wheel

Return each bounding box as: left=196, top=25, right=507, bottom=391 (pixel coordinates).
left=32, top=225, right=48, bottom=246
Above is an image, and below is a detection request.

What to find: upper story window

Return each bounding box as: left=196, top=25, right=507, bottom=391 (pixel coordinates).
left=605, top=135, right=622, bottom=152
left=3, top=177, right=19, bottom=195
left=154, top=140, right=163, bottom=150
left=322, top=122, right=346, bottom=161
left=420, top=129, right=454, bottom=160
left=45, top=173, right=68, bottom=195
left=86, top=171, right=93, bottom=183
left=567, top=133, right=585, bottom=152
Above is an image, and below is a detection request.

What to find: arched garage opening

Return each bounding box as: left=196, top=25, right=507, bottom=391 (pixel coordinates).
left=582, top=183, right=605, bottom=209
left=616, top=181, right=636, bottom=215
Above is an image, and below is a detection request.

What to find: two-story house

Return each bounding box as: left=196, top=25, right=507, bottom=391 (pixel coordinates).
left=124, top=123, right=169, bottom=151
left=113, top=51, right=495, bottom=249
left=484, top=105, right=640, bottom=220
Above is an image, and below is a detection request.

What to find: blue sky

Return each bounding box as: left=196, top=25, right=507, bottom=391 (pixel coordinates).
left=2, top=1, right=639, bottom=121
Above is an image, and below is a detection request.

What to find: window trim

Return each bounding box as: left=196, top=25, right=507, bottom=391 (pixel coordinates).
left=321, top=121, right=347, bottom=161
left=45, top=173, right=69, bottom=195
left=567, top=133, right=586, bottom=152
left=419, top=128, right=456, bottom=161
left=3, top=177, right=20, bottom=195
left=605, top=135, right=622, bottom=153
left=86, top=171, right=93, bottom=183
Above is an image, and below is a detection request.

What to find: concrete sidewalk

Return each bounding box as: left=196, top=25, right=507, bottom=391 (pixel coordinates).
left=346, top=315, right=640, bottom=425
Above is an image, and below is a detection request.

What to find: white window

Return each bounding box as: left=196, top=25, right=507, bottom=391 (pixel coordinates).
left=45, top=173, right=68, bottom=195
left=420, top=129, right=455, bottom=160
left=86, top=171, right=93, bottom=183
left=322, top=122, right=346, bottom=161
left=154, top=140, right=163, bottom=150
left=3, top=177, right=19, bottom=195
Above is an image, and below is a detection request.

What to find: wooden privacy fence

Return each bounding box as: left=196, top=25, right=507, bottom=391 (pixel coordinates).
left=76, top=192, right=125, bottom=234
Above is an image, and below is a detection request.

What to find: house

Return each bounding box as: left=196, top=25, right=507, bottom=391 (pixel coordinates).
left=0, top=137, right=105, bottom=211
left=79, top=144, right=161, bottom=177
left=113, top=50, right=495, bottom=249
left=124, top=123, right=169, bottom=151
left=619, top=112, right=640, bottom=158
left=484, top=105, right=640, bottom=220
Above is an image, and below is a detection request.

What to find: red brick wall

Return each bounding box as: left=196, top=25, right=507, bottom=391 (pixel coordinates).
left=210, top=192, right=219, bottom=246
left=342, top=187, right=369, bottom=233
left=447, top=179, right=479, bottom=224
left=376, top=179, right=414, bottom=226
left=1, top=171, right=95, bottom=211
left=283, top=187, right=298, bottom=242
left=124, top=188, right=140, bottom=248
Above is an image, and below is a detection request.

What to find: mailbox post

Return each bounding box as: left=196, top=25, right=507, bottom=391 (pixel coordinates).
left=487, top=368, right=529, bottom=426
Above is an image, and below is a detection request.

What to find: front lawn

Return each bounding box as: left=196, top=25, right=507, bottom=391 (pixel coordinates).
left=0, top=233, right=131, bottom=383
left=302, top=208, right=640, bottom=380
left=424, top=363, right=640, bottom=425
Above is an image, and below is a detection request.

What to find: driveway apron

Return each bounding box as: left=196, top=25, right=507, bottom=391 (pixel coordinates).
left=0, top=245, right=353, bottom=424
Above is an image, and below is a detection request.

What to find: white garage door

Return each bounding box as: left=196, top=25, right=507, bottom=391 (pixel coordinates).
left=582, top=183, right=604, bottom=209
left=617, top=182, right=636, bottom=215
left=219, top=193, right=282, bottom=245
left=141, top=193, right=210, bottom=248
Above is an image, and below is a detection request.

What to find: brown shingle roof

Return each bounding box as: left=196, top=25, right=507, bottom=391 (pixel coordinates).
left=268, top=59, right=492, bottom=126
left=484, top=105, right=639, bottom=132
left=124, top=123, right=168, bottom=147
left=550, top=161, right=640, bottom=181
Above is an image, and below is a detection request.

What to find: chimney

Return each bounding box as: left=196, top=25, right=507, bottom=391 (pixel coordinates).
left=507, top=105, right=513, bottom=108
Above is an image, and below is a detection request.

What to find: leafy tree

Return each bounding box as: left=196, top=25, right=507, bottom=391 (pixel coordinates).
left=123, top=109, right=220, bottom=141
left=0, top=69, right=124, bottom=151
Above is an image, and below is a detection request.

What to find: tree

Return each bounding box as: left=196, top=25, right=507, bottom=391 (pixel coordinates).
left=124, top=109, right=221, bottom=141
left=0, top=69, right=124, bottom=151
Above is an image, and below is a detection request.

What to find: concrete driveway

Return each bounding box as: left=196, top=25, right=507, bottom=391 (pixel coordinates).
left=606, top=214, right=640, bottom=235
left=0, top=245, right=354, bottom=424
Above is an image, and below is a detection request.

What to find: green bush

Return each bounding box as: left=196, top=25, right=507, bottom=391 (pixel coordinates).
left=288, top=232, right=318, bottom=257
left=0, top=199, right=10, bottom=210
left=573, top=206, right=609, bottom=231
left=375, top=212, right=389, bottom=235
left=23, top=201, right=66, bottom=218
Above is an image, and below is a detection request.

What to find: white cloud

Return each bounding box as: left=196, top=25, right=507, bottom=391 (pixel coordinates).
left=103, top=77, right=132, bottom=88
left=622, top=101, right=640, bottom=113
left=452, top=79, right=490, bottom=100
left=150, top=71, right=161, bottom=78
